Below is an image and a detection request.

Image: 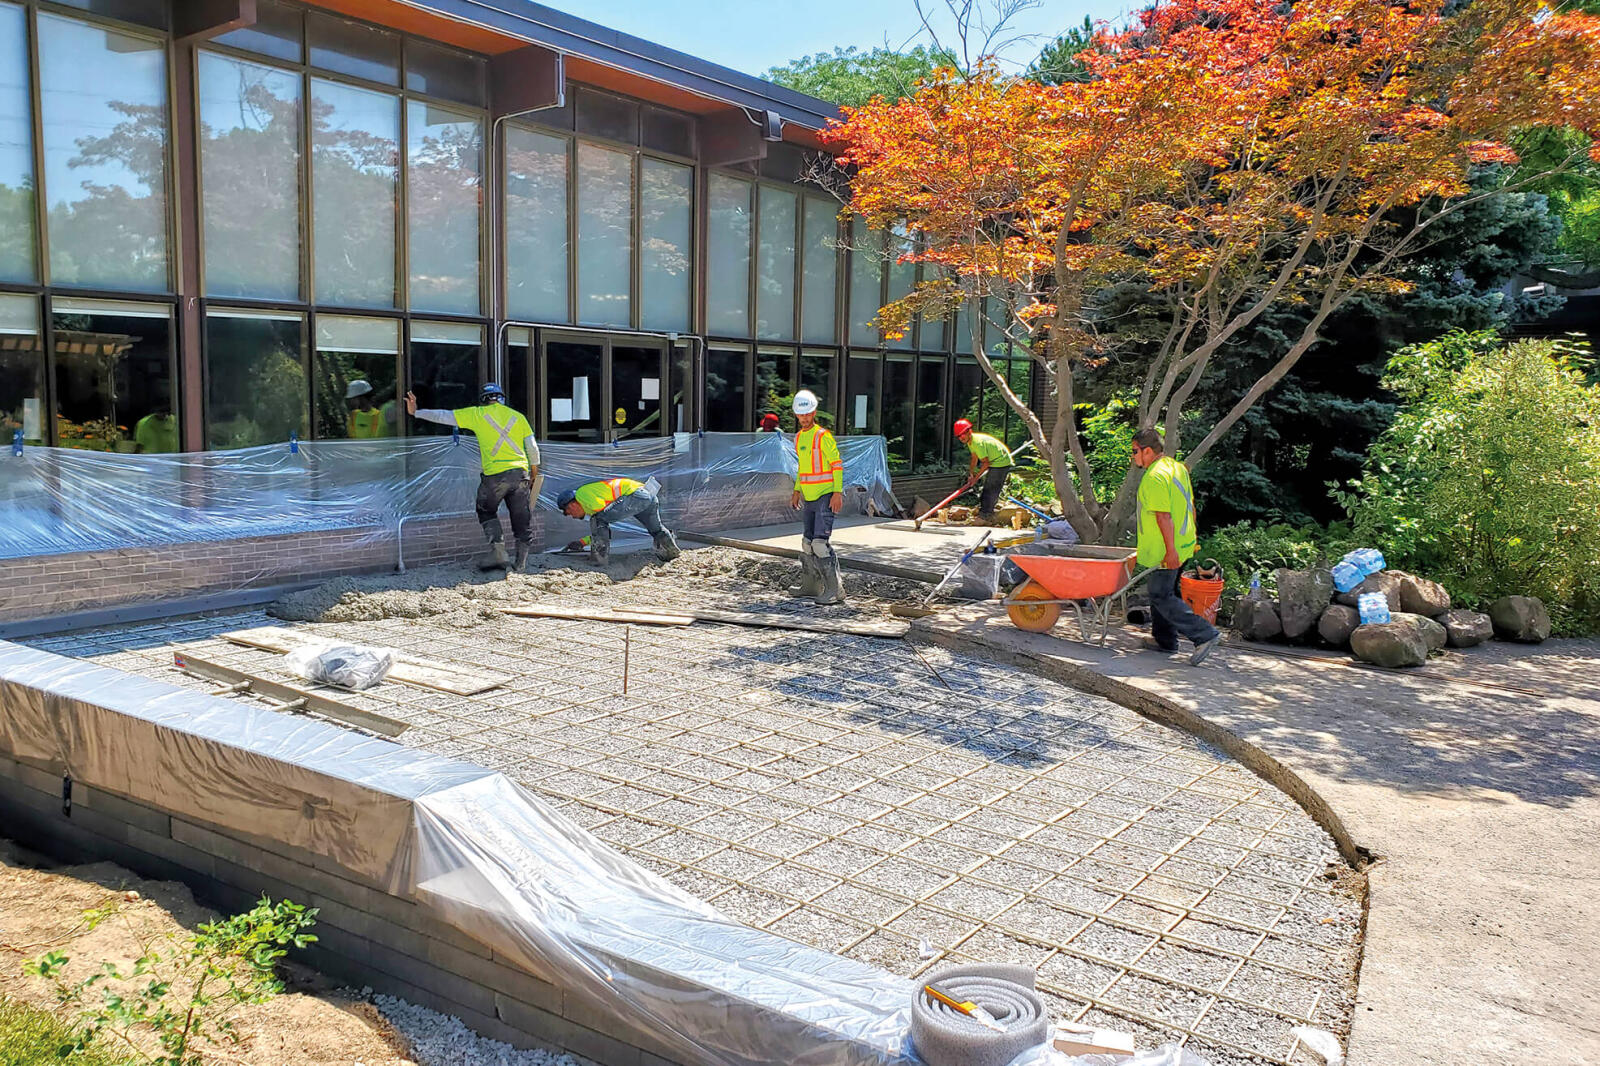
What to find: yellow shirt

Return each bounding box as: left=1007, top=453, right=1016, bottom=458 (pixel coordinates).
left=1137, top=455, right=1199, bottom=567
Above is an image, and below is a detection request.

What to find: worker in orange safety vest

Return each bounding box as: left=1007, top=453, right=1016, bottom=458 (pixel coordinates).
left=788, top=389, right=846, bottom=605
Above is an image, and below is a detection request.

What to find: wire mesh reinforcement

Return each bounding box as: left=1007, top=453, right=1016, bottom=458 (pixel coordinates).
left=37, top=581, right=1359, bottom=1066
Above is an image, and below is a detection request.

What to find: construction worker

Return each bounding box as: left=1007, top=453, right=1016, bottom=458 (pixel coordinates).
left=758, top=412, right=782, bottom=432
left=346, top=381, right=387, bottom=439
left=954, top=418, right=1013, bottom=521
left=405, top=384, right=541, bottom=572
left=133, top=400, right=178, bottom=453
left=788, top=389, right=845, bottom=605
left=1132, top=426, right=1219, bottom=665
left=557, top=478, right=680, bottom=565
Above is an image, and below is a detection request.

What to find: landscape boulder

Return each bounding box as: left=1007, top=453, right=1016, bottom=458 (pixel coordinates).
left=1233, top=597, right=1283, bottom=642
left=1276, top=568, right=1335, bottom=641
left=1488, top=596, right=1552, bottom=643
left=1393, top=571, right=1452, bottom=617
left=1316, top=604, right=1360, bottom=647
left=1334, top=570, right=1404, bottom=612
left=1439, top=609, right=1493, bottom=648
left=1350, top=620, right=1430, bottom=668
left=1392, top=612, right=1447, bottom=652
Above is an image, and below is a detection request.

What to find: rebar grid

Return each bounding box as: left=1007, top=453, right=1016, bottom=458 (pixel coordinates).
left=41, top=600, right=1357, bottom=1066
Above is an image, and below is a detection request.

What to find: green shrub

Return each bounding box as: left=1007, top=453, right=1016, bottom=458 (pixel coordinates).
left=1200, top=521, right=1360, bottom=619
left=0, top=997, right=133, bottom=1065
left=1335, top=331, right=1600, bottom=634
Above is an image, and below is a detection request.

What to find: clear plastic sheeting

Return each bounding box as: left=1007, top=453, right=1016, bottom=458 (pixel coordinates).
left=0, top=433, right=898, bottom=564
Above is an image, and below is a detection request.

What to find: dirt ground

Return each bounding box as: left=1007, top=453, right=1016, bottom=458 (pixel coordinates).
left=0, top=839, right=416, bottom=1065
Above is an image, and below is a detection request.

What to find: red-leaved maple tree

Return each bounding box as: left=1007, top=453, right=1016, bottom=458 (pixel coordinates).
left=825, top=0, right=1600, bottom=540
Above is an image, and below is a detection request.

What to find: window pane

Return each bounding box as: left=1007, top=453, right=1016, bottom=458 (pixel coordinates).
left=0, top=293, right=43, bottom=444
left=801, top=197, right=836, bottom=345
left=798, top=350, right=835, bottom=430
left=575, top=89, right=637, bottom=143
left=954, top=298, right=975, bottom=354
left=39, top=15, right=169, bottom=292
left=704, top=347, right=746, bottom=431
left=707, top=174, right=751, bottom=337
left=313, top=314, right=398, bottom=440
left=887, top=226, right=915, bottom=350
left=505, top=126, right=567, bottom=322
left=506, top=333, right=530, bottom=417
left=576, top=143, right=632, bottom=326
left=308, top=12, right=398, bottom=85
left=409, top=320, right=480, bottom=430
left=544, top=339, right=602, bottom=442
left=755, top=347, right=792, bottom=430
left=405, top=39, right=485, bottom=107
left=883, top=355, right=912, bottom=471
left=407, top=101, right=481, bottom=315
left=848, top=224, right=882, bottom=347
left=1006, top=358, right=1032, bottom=448
left=669, top=343, right=692, bottom=432
left=51, top=299, right=173, bottom=452
left=845, top=353, right=879, bottom=436
left=980, top=358, right=1006, bottom=435
left=756, top=186, right=796, bottom=341
left=0, top=3, right=35, bottom=283
left=953, top=357, right=982, bottom=431
left=199, top=52, right=301, bottom=301
left=205, top=310, right=307, bottom=448
left=213, top=0, right=301, bottom=63
left=914, top=356, right=947, bottom=471
left=613, top=344, right=664, bottom=438
left=639, top=157, right=690, bottom=331
left=312, top=79, right=398, bottom=308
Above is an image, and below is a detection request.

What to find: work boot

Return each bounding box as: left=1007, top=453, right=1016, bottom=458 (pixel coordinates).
left=513, top=542, right=531, bottom=573
left=590, top=524, right=611, bottom=566
left=815, top=549, right=846, bottom=606
left=477, top=541, right=510, bottom=570
left=788, top=538, right=824, bottom=598
left=653, top=529, right=681, bottom=561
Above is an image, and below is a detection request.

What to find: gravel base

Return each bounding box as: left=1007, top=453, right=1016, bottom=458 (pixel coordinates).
left=374, top=994, right=591, bottom=1066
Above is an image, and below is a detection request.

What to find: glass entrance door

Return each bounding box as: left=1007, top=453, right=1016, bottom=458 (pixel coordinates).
left=610, top=343, right=667, bottom=440
left=543, top=337, right=603, bottom=442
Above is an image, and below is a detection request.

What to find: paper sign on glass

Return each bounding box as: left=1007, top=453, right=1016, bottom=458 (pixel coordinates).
left=854, top=394, right=868, bottom=426
left=550, top=398, right=573, bottom=422
left=641, top=377, right=660, bottom=400
left=571, top=378, right=590, bottom=420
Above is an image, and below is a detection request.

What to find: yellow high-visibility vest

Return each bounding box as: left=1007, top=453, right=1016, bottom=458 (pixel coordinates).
left=453, top=405, right=535, bottom=475
left=794, top=425, right=843, bottom=502
left=573, top=477, right=642, bottom=515
left=348, top=408, right=386, bottom=439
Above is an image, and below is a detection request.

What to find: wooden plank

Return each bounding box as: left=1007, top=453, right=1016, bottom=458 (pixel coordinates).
left=501, top=604, right=908, bottom=639
left=499, top=606, right=695, bottom=626
left=221, top=627, right=507, bottom=696
left=172, top=651, right=409, bottom=737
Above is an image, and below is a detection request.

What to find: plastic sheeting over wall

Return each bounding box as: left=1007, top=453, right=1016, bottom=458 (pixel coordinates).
left=0, top=433, right=898, bottom=562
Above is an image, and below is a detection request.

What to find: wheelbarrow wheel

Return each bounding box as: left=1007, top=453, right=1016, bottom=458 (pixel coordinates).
left=1007, top=581, right=1062, bottom=633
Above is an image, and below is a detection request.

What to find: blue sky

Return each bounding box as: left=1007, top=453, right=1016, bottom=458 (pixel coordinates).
left=537, top=0, right=1132, bottom=79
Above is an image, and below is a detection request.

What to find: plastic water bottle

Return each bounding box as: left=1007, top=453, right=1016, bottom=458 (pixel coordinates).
left=1249, top=571, right=1262, bottom=596
left=1357, top=591, right=1391, bottom=626
left=1331, top=560, right=1363, bottom=593
left=1351, top=548, right=1386, bottom=576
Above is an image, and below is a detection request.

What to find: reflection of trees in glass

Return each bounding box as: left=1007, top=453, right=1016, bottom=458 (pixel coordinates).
left=576, top=144, right=633, bottom=324
left=640, top=158, right=690, bottom=330
left=0, top=183, right=33, bottom=280
left=312, top=80, right=398, bottom=308
left=206, top=317, right=306, bottom=448
left=757, top=188, right=796, bottom=340
left=504, top=127, right=567, bottom=321
left=408, top=103, right=481, bottom=315
left=199, top=55, right=301, bottom=300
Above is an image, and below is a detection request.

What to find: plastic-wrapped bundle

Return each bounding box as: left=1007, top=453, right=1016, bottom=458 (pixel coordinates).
left=284, top=642, right=393, bottom=690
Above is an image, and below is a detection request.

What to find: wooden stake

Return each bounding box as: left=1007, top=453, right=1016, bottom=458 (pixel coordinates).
left=623, top=625, right=631, bottom=695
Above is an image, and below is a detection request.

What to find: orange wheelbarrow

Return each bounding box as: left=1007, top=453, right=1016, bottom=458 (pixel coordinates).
left=1001, top=546, right=1148, bottom=644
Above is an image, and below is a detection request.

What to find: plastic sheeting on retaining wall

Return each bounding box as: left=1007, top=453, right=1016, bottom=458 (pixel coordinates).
left=0, top=432, right=897, bottom=564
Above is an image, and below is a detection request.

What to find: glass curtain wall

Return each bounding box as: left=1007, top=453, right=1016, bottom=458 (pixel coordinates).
left=800, top=196, right=837, bottom=345
left=798, top=349, right=836, bottom=429
left=407, top=100, right=482, bottom=315
left=408, top=319, right=481, bottom=425
left=639, top=157, right=691, bottom=331
left=51, top=299, right=175, bottom=452
left=205, top=309, right=307, bottom=448
left=704, top=345, right=747, bottom=431
left=504, top=127, right=567, bottom=322
left=576, top=142, right=632, bottom=326
left=707, top=174, right=751, bottom=337
left=0, top=292, right=42, bottom=444
left=0, top=2, right=35, bottom=283
left=755, top=346, right=793, bottom=429
left=312, top=78, right=399, bottom=308
left=314, top=314, right=399, bottom=439
left=756, top=186, right=795, bottom=340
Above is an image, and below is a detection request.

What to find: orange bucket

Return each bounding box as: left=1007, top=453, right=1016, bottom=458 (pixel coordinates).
left=1180, top=559, right=1225, bottom=624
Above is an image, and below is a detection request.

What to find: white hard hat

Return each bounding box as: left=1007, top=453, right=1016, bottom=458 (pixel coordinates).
left=792, top=389, right=819, bottom=415
left=345, top=379, right=373, bottom=399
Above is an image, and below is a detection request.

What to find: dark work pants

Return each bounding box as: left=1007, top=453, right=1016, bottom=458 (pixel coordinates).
left=978, top=465, right=1010, bottom=517
left=1148, top=567, right=1219, bottom=650
left=800, top=494, right=837, bottom=542
left=476, top=469, right=532, bottom=547
left=593, top=488, right=667, bottom=539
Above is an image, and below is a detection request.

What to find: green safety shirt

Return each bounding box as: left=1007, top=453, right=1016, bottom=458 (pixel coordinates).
left=965, top=431, right=1012, bottom=469
left=134, top=413, right=178, bottom=454
left=453, top=405, right=537, bottom=475
left=573, top=478, right=643, bottom=515
left=348, top=407, right=386, bottom=439
left=1136, top=455, right=1199, bottom=568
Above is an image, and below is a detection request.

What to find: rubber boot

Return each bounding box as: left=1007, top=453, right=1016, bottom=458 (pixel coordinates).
left=590, top=524, right=611, bottom=566
left=788, top=539, right=824, bottom=598
left=513, top=542, right=531, bottom=573
left=653, top=529, right=682, bottom=561
left=477, top=520, right=510, bottom=570
left=814, top=545, right=846, bottom=606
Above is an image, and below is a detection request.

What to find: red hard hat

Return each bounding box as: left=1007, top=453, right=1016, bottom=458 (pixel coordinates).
left=761, top=412, right=780, bottom=427
left=953, top=419, right=973, bottom=436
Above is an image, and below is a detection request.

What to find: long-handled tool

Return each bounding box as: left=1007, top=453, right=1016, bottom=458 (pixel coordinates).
left=924, top=530, right=995, bottom=604
left=1005, top=496, right=1056, bottom=525
left=913, top=440, right=1039, bottom=530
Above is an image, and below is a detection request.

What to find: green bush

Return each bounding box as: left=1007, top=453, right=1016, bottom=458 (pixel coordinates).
left=1200, top=521, right=1360, bottom=620
left=1336, top=331, right=1600, bottom=634
left=0, top=997, right=133, bottom=1065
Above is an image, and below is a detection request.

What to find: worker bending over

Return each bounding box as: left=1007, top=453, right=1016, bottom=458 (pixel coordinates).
left=954, top=419, right=1013, bottom=521
left=788, top=389, right=846, bottom=605
left=557, top=478, right=680, bottom=565
left=406, top=384, right=540, bottom=572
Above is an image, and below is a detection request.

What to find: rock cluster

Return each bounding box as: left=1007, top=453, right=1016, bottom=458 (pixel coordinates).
left=1232, top=565, right=1549, bottom=668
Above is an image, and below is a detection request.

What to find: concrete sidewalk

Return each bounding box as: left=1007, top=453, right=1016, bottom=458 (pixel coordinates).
left=915, top=606, right=1600, bottom=1066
